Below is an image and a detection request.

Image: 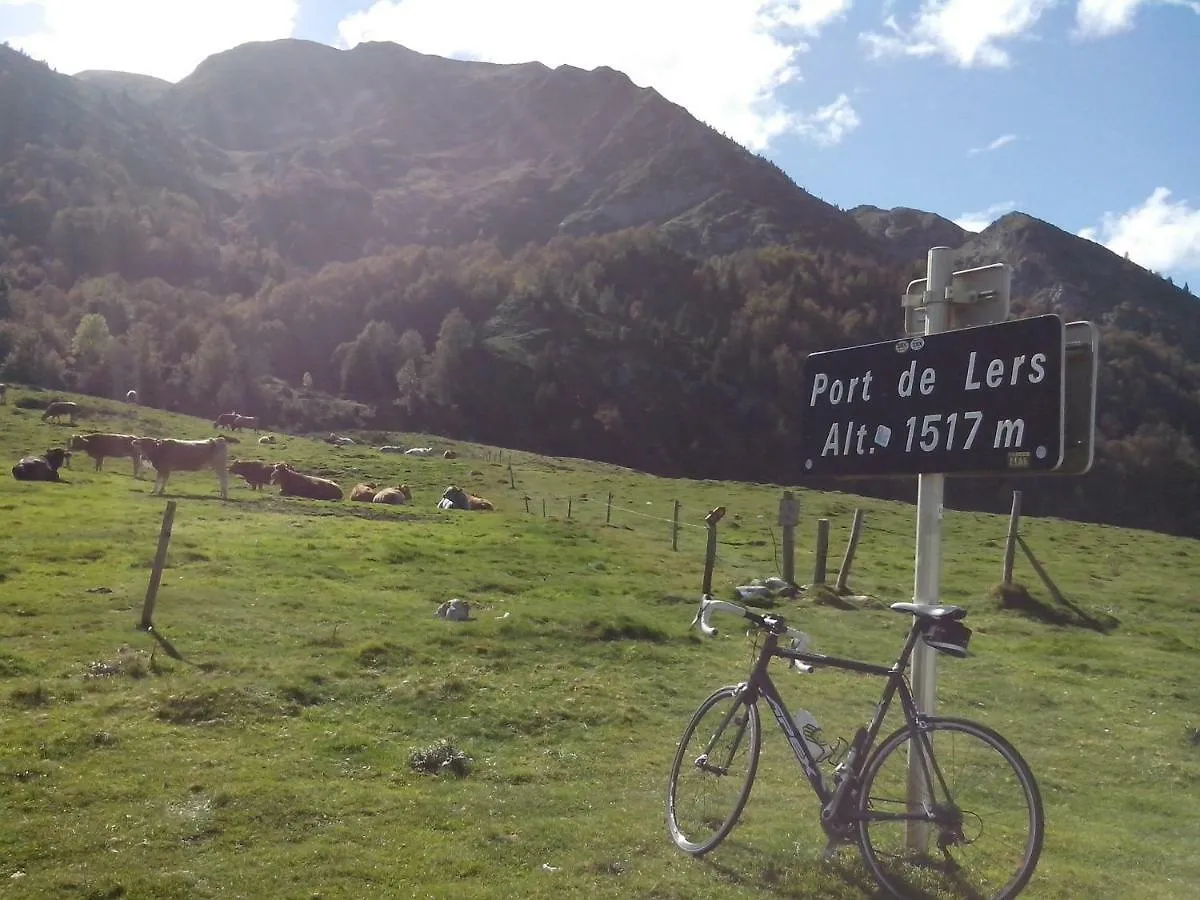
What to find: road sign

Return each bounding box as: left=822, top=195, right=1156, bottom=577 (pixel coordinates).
left=800, top=315, right=1065, bottom=477
left=1052, top=321, right=1099, bottom=476
left=904, top=263, right=1012, bottom=335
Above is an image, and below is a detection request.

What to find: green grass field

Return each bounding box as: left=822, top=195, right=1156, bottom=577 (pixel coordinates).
left=1, top=387, right=1197, bottom=899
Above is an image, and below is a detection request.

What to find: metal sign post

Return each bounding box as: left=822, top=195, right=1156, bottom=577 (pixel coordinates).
left=906, top=247, right=951, bottom=852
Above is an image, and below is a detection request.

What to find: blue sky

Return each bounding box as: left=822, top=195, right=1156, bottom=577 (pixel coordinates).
left=2, top=0, right=1198, bottom=287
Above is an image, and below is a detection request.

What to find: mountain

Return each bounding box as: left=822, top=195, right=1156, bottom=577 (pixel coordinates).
left=3, top=39, right=1200, bottom=537
left=850, top=205, right=969, bottom=263
left=74, top=69, right=172, bottom=105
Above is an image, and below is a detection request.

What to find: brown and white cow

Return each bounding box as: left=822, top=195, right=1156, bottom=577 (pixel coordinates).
left=270, top=463, right=343, bottom=501
left=125, top=389, right=139, bottom=404
left=41, top=400, right=78, bottom=424
left=133, top=437, right=230, bottom=500
left=228, top=459, right=276, bottom=490
left=349, top=483, right=378, bottom=502
left=68, top=433, right=142, bottom=478
left=442, top=449, right=458, bottom=459
left=373, top=484, right=413, bottom=505
left=12, top=448, right=70, bottom=482
left=213, top=412, right=240, bottom=430
left=438, top=485, right=493, bottom=510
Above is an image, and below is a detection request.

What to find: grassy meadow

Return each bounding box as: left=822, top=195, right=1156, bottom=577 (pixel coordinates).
left=0, top=386, right=1197, bottom=899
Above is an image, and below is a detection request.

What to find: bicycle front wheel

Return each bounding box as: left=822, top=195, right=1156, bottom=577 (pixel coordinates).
left=665, top=684, right=761, bottom=855
left=858, top=717, right=1044, bottom=900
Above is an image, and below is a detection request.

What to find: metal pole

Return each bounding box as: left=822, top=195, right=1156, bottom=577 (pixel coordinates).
left=907, top=246, right=952, bottom=851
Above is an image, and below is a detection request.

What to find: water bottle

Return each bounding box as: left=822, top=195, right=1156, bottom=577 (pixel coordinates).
left=791, top=709, right=832, bottom=762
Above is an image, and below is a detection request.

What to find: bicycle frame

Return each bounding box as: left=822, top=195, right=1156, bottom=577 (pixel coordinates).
left=735, top=618, right=932, bottom=820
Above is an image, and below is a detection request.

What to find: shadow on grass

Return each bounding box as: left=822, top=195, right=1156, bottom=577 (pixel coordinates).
left=697, top=839, right=908, bottom=899
left=989, top=582, right=1119, bottom=633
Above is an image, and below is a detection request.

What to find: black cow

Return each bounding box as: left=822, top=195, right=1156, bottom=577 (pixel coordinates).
left=12, top=448, right=71, bottom=482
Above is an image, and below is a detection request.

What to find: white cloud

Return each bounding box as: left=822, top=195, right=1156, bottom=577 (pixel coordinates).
left=337, top=0, right=853, bottom=151
left=0, top=0, right=298, bottom=82
left=796, top=93, right=861, bottom=146
left=1075, top=0, right=1200, bottom=38
left=1079, top=188, right=1200, bottom=274
left=953, top=200, right=1020, bottom=232
left=861, top=0, right=1055, bottom=67
left=968, top=134, right=1018, bottom=155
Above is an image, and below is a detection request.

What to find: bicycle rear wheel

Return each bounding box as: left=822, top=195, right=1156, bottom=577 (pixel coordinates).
left=857, top=717, right=1044, bottom=900
left=665, top=685, right=761, bottom=855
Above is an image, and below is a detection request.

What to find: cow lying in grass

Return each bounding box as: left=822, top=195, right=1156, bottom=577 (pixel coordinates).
left=68, top=433, right=142, bottom=478
left=350, top=483, right=377, bottom=502
left=438, top=485, right=493, bottom=510
left=133, top=437, right=230, bottom=500
left=228, top=459, right=276, bottom=490
left=12, top=448, right=70, bottom=482
left=373, top=484, right=413, bottom=505
left=270, top=463, right=343, bottom=500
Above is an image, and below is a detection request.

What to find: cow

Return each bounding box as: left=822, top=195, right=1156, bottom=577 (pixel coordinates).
left=270, top=463, right=343, bottom=501
left=258, top=434, right=277, bottom=445
left=404, top=447, right=433, bottom=456
left=125, top=389, right=138, bottom=404
left=214, top=412, right=240, bottom=430
left=438, top=485, right=493, bottom=511
left=326, top=433, right=356, bottom=446
left=443, top=449, right=458, bottom=459
left=378, top=445, right=406, bottom=453
left=232, top=414, right=258, bottom=431
left=373, top=484, right=413, bottom=505
left=228, top=459, right=276, bottom=490
left=133, top=437, right=230, bottom=500
left=349, top=483, right=378, bottom=502
left=68, top=433, right=142, bottom=478
left=41, top=400, right=78, bottom=424
left=12, top=448, right=70, bottom=482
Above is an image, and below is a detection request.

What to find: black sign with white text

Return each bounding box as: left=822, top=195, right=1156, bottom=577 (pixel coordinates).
left=800, top=315, right=1065, bottom=477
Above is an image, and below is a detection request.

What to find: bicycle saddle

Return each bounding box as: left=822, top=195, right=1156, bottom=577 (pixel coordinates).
left=890, top=602, right=967, bottom=621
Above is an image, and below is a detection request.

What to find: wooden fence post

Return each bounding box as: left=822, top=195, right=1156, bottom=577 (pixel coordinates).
left=567, top=498, right=572, bottom=519
left=835, top=509, right=865, bottom=593
left=524, top=496, right=530, bottom=514
left=777, top=490, right=800, bottom=586
left=139, top=501, right=177, bottom=630
left=672, top=500, right=681, bottom=551
left=606, top=493, right=613, bottom=525
left=702, top=507, right=726, bottom=595
left=542, top=498, right=546, bottom=517
left=813, top=518, right=830, bottom=585
left=1003, top=490, right=1022, bottom=584
left=508, top=464, right=515, bottom=489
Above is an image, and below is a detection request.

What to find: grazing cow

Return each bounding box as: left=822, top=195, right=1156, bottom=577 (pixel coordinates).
left=68, top=433, right=142, bottom=478
left=232, top=414, right=258, bottom=431
left=12, top=448, right=70, bottom=482
left=228, top=459, right=276, bottom=490
left=378, top=445, right=406, bottom=453
left=438, top=485, right=494, bottom=511
left=270, top=463, right=343, bottom=501
left=258, top=434, right=277, bottom=445
left=350, top=483, right=378, bottom=502
left=125, top=389, right=138, bottom=404
left=373, top=484, right=413, bottom=505
left=133, top=437, right=230, bottom=500
left=41, top=400, right=78, bottom=424
left=443, top=449, right=458, bottom=459
left=213, top=412, right=240, bottom=430
left=404, top=447, right=433, bottom=456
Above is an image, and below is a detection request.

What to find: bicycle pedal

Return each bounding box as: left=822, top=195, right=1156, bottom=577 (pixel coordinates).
left=820, top=836, right=855, bottom=861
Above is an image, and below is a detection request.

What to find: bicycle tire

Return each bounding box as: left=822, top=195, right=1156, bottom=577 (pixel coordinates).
left=665, top=685, right=761, bottom=855
left=857, top=716, right=1045, bottom=900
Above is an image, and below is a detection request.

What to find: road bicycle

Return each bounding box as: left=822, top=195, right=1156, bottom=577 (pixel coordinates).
left=665, top=594, right=1044, bottom=900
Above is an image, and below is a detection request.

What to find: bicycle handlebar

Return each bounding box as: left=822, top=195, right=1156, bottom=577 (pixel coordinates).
left=691, top=595, right=814, bottom=672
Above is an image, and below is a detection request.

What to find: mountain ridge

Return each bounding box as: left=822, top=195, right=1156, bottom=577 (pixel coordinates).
left=3, top=38, right=1200, bottom=536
